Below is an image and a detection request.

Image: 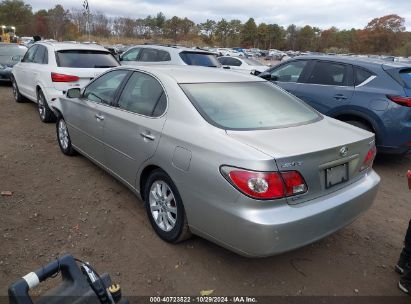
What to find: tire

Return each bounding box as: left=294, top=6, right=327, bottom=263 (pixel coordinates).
left=56, top=117, right=76, bottom=156
left=37, top=90, right=56, bottom=123
left=144, top=169, right=191, bottom=243
left=11, top=76, right=25, bottom=103
left=345, top=120, right=373, bottom=132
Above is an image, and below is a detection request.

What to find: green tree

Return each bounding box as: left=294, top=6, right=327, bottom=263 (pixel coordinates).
left=199, top=19, right=216, bottom=44
left=215, top=18, right=230, bottom=46
left=241, top=18, right=257, bottom=47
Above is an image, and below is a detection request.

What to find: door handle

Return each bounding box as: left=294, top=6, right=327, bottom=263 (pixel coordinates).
left=140, top=132, right=155, bottom=141
left=334, top=94, right=347, bottom=100
left=94, top=114, right=104, bottom=121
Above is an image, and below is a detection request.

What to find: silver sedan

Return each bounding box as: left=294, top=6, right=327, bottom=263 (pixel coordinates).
left=52, top=66, right=380, bottom=257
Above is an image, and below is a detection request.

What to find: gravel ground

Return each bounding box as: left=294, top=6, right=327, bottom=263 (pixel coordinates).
left=0, top=82, right=410, bottom=298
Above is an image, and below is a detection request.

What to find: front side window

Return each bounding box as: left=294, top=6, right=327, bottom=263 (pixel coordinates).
left=139, top=48, right=171, bottom=62
left=271, top=60, right=307, bottom=83
left=56, top=50, right=119, bottom=68
left=118, top=72, right=166, bottom=117
left=121, top=47, right=141, bottom=61
left=181, top=82, right=320, bottom=130
left=22, top=45, right=38, bottom=63
left=83, top=70, right=129, bottom=105
left=33, top=45, right=47, bottom=64
left=307, top=61, right=348, bottom=86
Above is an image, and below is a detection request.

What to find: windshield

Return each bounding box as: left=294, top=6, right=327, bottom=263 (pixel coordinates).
left=242, top=58, right=264, bottom=66
left=0, top=45, right=27, bottom=56
left=179, top=52, right=221, bottom=67
left=56, top=50, right=119, bottom=68
left=181, top=82, right=321, bottom=130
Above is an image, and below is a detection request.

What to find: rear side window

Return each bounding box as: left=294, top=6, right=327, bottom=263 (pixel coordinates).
left=179, top=52, right=220, bottom=67
left=118, top=72, right=166, bottom=117
left=399, top=69, right=411, bottom=88
left=222, top=57, right=241, bottom=66
left=56, top=50, right=119, bottom=68
left=354, top=67, right=373, bottom=86
left=307, top=61, right=348, bottom=86
left=139, top=48, right=171, bottom=62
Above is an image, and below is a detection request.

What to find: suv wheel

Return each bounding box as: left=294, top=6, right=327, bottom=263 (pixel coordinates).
left=56, top=117, right=76, bottom=156
left=144, top=169, right=191, bottom=243
left=11, top=77, right=24, bottom=103
left=37, top=90, right=56, bottom=123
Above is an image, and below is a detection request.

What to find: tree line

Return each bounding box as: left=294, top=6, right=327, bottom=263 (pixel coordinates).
left=1, top=0, right=410, bottom=56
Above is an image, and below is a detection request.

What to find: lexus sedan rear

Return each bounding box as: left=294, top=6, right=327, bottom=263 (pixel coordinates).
left=53, top=66, right=380, bottom=257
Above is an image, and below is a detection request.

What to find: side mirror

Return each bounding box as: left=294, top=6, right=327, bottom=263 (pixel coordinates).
left=66, top=88, right=81, bottom=99
left=271, top=75, right=279, bottom=81
left=118, top=54, right=123, bottom=61
left=259, top=72, right=271, bottom=80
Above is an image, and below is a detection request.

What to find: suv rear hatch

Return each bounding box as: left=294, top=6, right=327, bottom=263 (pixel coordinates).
left=383, top=64, right=411, bottom=97
left=52, top=49, right=119, bottom=91
left=227, top=118, right=375, bottom=205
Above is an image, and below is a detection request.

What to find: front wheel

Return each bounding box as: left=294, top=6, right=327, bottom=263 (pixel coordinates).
left=56, top=117, right=76, bottom=156
left=144, top=169, right=191, bottom=243
left=37, top=90, right=56, bottom=123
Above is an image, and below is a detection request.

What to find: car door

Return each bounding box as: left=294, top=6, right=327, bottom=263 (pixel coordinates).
left=13, top=45, right=38, bottom=97
left=102, top=71, right=167, bottom=187
left=30, top=45, right=48, bottom=99
left=63, top=70, right=130, bottom=165
left=267, top=60, right=309, bottom=94
left=291, top=60, right=355, bottom=114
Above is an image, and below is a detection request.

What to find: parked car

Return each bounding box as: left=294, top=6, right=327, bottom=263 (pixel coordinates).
left=52, top=65, right=379, bottom=257
left=0, top=43, right=26, bottom=81
left=260, top=56, right=411, bottom=154
left=11, top=41, right=119, bottom=123
left=119, top=45, right=221, bottom=67
left=217, top=56, right=268, bottom=75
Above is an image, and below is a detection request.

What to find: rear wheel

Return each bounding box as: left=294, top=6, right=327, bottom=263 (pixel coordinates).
left=11, top=77, right=25, bottom=103
left=144, top=169, right=191, bottom=243
left=37, top=90, right=56, bottom=123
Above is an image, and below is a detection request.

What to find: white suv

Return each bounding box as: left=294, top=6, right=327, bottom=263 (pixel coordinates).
left=12, top=42, right=119, bottom=122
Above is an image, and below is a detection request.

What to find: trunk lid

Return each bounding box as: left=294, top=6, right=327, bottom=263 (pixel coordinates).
left=226, top=117, right=375, bottom=205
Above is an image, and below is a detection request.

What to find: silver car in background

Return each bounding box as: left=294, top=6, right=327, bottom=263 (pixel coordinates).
left=52, top=66, right=380, bottom=257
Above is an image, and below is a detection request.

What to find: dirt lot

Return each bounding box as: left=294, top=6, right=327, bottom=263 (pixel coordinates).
left=0, top=82, right=410, bottom=297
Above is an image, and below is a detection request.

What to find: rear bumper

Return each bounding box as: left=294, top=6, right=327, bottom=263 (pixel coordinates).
left=194, top=170, right=380, bottom=257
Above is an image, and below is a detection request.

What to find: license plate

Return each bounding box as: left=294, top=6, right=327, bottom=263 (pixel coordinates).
left=325, top=163, right=348, bottom=188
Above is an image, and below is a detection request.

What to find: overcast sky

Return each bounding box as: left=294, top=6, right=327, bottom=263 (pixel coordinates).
left=28, top=0, right=411, bottom=30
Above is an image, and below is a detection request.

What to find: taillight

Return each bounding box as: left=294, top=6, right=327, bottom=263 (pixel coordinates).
left=387, top=95, right=411, bottom=107
left=360, top=146, right=377, bottom=172
left=51, top=73, right=80, bottom=83
left=221, top=167, right=307, bottom=200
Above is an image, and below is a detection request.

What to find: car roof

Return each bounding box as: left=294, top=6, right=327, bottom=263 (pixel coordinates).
left=36, top=41, right=109, bottom=52
left=130, top=44, right=213, bottom=54
left=291, top=55, right=411, bottom=69
left=119, top=65, right=265, bottom=84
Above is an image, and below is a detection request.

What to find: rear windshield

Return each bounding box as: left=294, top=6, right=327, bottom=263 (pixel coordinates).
left=181, top=82, right=321, bottom=130
left=56, top=50, right=119, bottom=68
left=179, top=52, right=221, bottom=67
left=399, top=69, right=411, bottom=88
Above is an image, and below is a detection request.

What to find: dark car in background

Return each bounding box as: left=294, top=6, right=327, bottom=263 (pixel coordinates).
left=0, top=43, right=27, bottom=81
left=260, top=56, right=411, bottom=154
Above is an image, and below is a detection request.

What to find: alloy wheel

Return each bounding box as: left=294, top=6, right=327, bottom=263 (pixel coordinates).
left=38, top=94, right=46, bottom=119
left=58, top=119, right=69, bottom=150
left=149, top=180, right=178, bottom=232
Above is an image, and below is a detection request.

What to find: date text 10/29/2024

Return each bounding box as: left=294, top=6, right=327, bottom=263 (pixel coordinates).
left=149, top=296, right=258, bottom=303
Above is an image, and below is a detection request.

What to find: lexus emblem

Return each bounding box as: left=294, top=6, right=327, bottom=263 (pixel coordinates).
left=340, top=146, right=348, bottom=157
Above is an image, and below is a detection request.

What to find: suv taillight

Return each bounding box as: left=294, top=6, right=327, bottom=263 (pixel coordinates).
left=221, top=167, right=307, bottom=200
left=51, top=73, right=80, bottom=83
left=387, top=95, right=411, bottom=107
left=360, top=146, right=377, bottom=172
